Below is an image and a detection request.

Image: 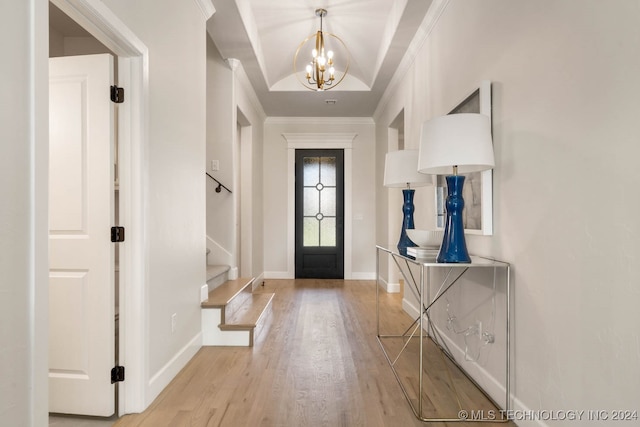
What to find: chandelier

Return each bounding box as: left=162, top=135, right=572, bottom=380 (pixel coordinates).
left=294, top=8, right=350, bottom=91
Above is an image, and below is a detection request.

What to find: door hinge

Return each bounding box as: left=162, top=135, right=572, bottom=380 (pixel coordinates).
left=111, top=366, right=125, bottom=383
left=111, top=226, right=125, bottom=242
left=110, top=85, right=124, bottom=103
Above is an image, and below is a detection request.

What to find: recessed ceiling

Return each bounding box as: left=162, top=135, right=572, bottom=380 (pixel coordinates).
left=207, top=0, right=433, bottom=117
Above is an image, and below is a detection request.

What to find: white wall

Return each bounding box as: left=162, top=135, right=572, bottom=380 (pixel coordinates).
left=206, top=37, right=235, bottom=258
left=206, top=37, right=266, bottom=280
left=1, top=0, right=49, bottom=425
left=84, top=0, right=211, bottom=406
left=263, top=118, right=377, bottom=279
left=375, top=0, right=640, bottom=424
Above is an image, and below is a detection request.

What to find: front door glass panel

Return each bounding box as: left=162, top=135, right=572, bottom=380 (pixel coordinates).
left=302, top=156, right=337, bottom=247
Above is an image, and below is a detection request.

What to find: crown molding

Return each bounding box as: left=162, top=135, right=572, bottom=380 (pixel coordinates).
left=281, top=133, right=358, bottom=148
left=193, top=0, right=215, bottom=20
left=373, top=0, right=450, bottom=121
left=266, top=117, right=374, bottom=125
left=228, top=58, right=267, bottom=122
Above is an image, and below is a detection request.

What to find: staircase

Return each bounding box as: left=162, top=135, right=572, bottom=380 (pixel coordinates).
left=201, top=275, right=274, bottom=347
left=206, top=263, right=230, bottom=289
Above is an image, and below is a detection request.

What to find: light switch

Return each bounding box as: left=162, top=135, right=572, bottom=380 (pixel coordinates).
left=211, top=160, right=220, bottom=171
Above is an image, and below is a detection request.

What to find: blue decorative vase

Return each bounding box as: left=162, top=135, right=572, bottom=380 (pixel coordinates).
left=437, top=175, right=471, bottom=263
left=398, top=189, right=418, bottom=256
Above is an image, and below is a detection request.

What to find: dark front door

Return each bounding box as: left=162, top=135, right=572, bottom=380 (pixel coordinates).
left=295, top=149, right=344, bottom=279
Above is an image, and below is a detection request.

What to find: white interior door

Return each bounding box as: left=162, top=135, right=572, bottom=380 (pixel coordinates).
left=49, top=53, right=115, bottom=416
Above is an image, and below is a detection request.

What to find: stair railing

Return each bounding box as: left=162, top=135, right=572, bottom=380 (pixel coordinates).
left=206, top=172, right=232, bottom=193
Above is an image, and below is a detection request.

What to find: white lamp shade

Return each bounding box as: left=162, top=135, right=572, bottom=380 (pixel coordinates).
left=384, top=149, right=433, bottom=188
left=418, top=113, right=495, bottom=175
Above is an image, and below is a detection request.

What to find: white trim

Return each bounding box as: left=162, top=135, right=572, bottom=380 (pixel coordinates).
left=238, top=122, right=253, bottom=279
left=282, top=132, right=358, bottom=146
left=282, top=133, right=357, bottom=279
left=34, top=3, right=50, bottom=424
left=377, top=276, right=400, bottom=293
left=374, top=0, right=450, bottom=120
left=267, top=116, right=375, bottom=125
left=50, top=0, right=149, bottom=414
left=251, top=272, right=265, bottom=290
left=263, top=271, right=291, bottom=279
left=193, top=0, right=215, bottom=20
left=51, top=0, right=147, bottom=57
left=229, top=59, right=267, bottom=122
left=147, top=332, right=202, bottom=402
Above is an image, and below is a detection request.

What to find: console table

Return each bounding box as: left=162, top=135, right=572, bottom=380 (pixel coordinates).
left=375, top=245, right=511, bottom=423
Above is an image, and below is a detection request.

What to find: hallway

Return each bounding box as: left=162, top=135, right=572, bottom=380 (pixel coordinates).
left=113, top=280, right=511, bottom=427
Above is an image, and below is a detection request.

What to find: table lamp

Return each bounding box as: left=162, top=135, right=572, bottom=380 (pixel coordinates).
left=417, top=113, right=494, bottom=263
left=384, top=149, right=433, bottom=255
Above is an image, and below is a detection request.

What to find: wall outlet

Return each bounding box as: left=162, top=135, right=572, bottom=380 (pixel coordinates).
left=211, top=160, right=220, bottom=171
left=171, top=313, right=177, bottom=333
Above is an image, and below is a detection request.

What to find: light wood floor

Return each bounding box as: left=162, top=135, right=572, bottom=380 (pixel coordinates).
left=114, top=279, right=513, bottom=427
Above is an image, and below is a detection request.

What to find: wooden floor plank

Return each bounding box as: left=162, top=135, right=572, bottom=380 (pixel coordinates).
left=115, top=279, right=514, bottom=427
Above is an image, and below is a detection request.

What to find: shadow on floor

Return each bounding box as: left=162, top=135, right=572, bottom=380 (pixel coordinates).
left=49, top=414, right=118, bottom=427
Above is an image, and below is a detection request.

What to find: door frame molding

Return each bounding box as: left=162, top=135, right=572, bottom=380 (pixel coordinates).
left=50, top=0, right=149, bottom=414
left=282, top=133, right=357, bottom=279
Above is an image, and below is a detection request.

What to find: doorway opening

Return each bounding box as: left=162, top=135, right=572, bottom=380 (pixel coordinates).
left=49, top=3, right=120, bottom=419
left=237, top=109, right=253, bottom=278
left=47, top=0, right=148, bottom=417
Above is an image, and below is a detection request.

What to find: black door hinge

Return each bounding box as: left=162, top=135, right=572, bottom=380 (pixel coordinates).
left=110, top=85, right=124, bottom=103
left=111, top=226, right=125, bottom=242
left=111, top=366, right=125, bottom=383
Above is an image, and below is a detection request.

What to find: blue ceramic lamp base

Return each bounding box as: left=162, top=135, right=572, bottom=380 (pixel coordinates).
left=397, top=189, right=417, bottom=256
left=438, top=175, right=471, bottom=263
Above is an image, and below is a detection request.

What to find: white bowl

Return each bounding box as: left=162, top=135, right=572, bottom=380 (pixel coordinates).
left=406, top=229, right=444, bottom=248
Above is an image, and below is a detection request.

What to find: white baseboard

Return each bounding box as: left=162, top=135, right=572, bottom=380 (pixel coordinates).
left=228, top=266, right=238, bottom=280
left=506, top=397, right=548, bottom=427
left=146, top=332, right=201, bottom=407
left=251, top=272, right=265, bottom=290
left=377, top=276, right=401, bottom=293
left=263, top=271, right=292, bottom=279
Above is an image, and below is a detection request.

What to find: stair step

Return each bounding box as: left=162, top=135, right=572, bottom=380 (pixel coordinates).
left=201, top=276, right=274, bottom=347
left=220, top=293, right=274, bottom=331
left=206, top=264, right=230, bottom=282
left=201, top=277, right=254, bottom=309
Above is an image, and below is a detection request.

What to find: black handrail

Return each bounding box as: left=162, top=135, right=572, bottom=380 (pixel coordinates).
left=206, top=172, right=232, bottom=193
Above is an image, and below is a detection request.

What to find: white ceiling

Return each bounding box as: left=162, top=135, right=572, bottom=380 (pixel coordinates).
left=50, top=0, right=434, bottom=118
left=207, top=0, right=433, bottom=117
